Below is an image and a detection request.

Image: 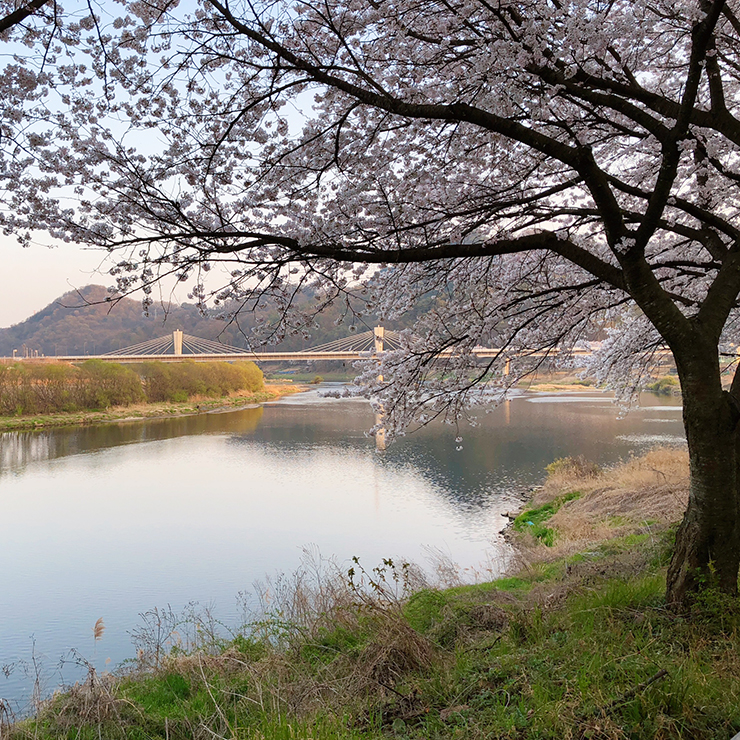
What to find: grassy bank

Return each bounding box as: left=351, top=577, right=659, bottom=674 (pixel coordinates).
left=266, top=370, right=358, bottom=383
left=7, top=449, right=740, bottom=740
left=0, top=382, right=302, bottom=432
left=0, top=359, right=265, bottom=419
left=513, top=370, right=681, bottom=395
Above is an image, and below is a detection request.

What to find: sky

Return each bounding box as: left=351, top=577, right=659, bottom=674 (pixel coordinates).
left=0, top=237, right=114, bottom=327
left=0, top=236, right=227, bottom=329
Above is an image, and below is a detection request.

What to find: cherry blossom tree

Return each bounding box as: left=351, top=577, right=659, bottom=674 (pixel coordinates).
left=4, top=0, right=740, bottom=605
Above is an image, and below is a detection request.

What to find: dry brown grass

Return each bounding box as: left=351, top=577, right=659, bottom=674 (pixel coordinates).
left=115, top=548, right=440, bottom=726
left=26, top=664, right=136, bottom=736
left=0, top=383, right=305, bottom=433
left=519, top=447, right=689, bottom=560
left=116, top=383, right=301, bottom=416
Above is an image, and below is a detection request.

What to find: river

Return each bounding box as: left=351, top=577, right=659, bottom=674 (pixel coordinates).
left=0, top=387, right=683, bottom=711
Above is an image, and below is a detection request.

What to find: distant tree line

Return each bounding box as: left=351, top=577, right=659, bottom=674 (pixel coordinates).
left=0, top=360, right=263, bottom=415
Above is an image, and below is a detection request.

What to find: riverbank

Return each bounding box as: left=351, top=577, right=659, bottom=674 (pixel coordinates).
left=0, top=382, right=305, bottom=432
left=8, top=447, right=739, bottom=740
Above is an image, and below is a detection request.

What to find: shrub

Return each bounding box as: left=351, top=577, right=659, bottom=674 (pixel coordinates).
left=0, top=362, right=80, bottom=414
left=79, top=360, right=144, bottom=409
left=545, top=455, right=601, bottom=480
left=644, top=375, right=679, bottom=395
left=0, top=359, right=263, bottom=415
left=139, top=361, right=263, bottom=402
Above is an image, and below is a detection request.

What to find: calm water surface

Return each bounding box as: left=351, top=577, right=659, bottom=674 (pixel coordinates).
left=0, top=388, right=683, bottom=709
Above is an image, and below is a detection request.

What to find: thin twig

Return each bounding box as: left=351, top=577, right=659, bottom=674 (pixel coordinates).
left=197, top=654, right=234, bottom=736
left=600, top=668, right=669, bottom=715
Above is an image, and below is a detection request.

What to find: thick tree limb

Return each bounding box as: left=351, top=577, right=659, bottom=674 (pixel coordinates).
left=0, top=0, right=50, bottom=33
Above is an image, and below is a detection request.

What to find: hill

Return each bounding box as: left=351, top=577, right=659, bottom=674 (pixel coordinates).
left=0, top=286, right=247, bottom=356
left=0, top=285, right=385, bottom=357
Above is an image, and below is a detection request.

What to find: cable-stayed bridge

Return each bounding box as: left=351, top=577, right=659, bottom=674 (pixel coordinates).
left=98, top=328, right=406, bottom=363
left=6, top=328, right=442, bottom=363
left=2, top=328, right=605, bottom=367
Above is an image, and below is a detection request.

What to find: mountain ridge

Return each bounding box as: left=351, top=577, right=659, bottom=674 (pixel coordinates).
left=0, top=285, right=388, bottom=357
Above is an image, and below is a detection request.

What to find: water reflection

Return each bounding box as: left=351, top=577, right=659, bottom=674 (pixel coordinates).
left=0, top=391, right=684, bottom=482
left=0, top=407, right=264, bottom=475
left=0, top=389, right=684, bottom=711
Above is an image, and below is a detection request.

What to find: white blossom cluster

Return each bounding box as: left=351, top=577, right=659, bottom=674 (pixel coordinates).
left=1, top=0, right=739, bottom=437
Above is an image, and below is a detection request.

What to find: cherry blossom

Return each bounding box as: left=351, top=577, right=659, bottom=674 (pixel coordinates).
left=2, top=0, right=740, bottom=605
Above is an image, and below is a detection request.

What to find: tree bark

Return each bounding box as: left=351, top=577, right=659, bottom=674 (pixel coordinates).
left=665, top=355, right=740, bottom=606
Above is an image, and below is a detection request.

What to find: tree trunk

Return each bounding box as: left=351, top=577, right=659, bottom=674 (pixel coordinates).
left=665, top=360, right=740, bottom=606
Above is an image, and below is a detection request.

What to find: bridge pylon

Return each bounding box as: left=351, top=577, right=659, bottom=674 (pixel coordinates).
left=374, top=326, right=384, bottom=354
left=173, top=330, right=183, bottom=356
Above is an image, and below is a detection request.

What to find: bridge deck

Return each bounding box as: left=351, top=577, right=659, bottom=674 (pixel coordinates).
left=0, top=348, right=604, bottom=364
left=4, top=351, right=373, bottom=363
left=2, top=327, right=619, bottom=364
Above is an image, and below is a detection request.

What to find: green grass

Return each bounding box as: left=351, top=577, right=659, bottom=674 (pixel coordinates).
left=512, top=490, right=582, bottom=546
left=10, top=531, right=740, bottom=740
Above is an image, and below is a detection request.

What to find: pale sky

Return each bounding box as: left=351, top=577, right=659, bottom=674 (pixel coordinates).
left=0, top=237, right=201, bottom=328
left=0, top=238, right=115, bottom=327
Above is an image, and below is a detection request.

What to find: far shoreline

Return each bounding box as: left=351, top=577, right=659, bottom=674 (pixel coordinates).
left=0, top=382, right=307, bottom=433
left=0, top=375, right=679, bottom=434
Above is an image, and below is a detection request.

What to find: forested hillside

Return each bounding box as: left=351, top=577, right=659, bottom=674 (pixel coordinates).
left=0, top=285, right=410, bottom=357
